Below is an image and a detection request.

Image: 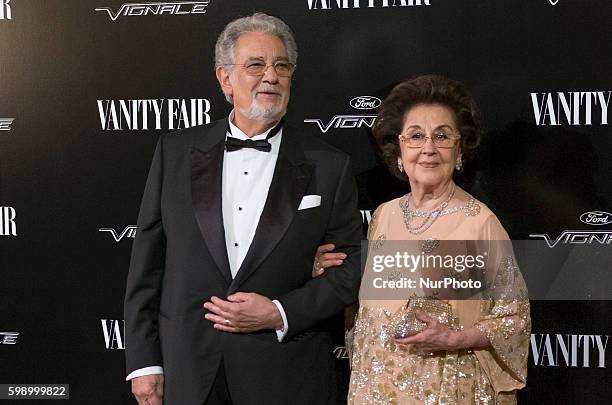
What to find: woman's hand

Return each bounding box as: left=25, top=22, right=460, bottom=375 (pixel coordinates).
left=395, top=309, right=460, bottom=352
left=395, top=309, right=490, bottom=353
left=312, top=243, right=347, bottom=278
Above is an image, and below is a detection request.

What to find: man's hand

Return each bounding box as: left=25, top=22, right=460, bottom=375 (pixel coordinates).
left=203, top=293, right=283, bottom=333
left=131, top=374, right=163, bottom=405
left=312, top=243, right=347, bottom=277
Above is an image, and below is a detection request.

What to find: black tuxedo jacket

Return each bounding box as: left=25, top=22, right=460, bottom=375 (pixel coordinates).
left=124, top=118, right=362, bottom=405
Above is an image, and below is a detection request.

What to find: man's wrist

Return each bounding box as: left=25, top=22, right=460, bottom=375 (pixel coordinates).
left=271, top=300, right=288, bottom=331
left=270, top=303, right=283, bottom=330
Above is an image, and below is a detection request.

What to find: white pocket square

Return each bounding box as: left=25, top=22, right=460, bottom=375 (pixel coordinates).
left=298, top=195, right=321, bottom=210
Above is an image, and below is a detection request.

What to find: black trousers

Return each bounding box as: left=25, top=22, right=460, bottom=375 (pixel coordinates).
left=203, top=360, right=233, bottom=405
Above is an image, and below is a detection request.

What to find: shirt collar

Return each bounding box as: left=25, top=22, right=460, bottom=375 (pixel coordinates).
left=227, top=110, right=283, bottom=141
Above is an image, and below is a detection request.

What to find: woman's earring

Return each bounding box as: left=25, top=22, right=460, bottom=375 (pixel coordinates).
left=455, top=156, right=463, bottom=171
left=397, top=158, right=404, bottom=173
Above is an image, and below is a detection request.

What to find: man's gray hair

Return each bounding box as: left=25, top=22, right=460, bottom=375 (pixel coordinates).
left=215, top=12, right=298, bottom=70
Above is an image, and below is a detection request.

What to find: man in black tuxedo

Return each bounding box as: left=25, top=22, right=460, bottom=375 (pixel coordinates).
left=124, top=13, right=362, bottom=405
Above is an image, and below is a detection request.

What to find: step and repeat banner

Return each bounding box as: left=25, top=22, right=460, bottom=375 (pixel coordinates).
left=1, top=0, right=611, bottom=403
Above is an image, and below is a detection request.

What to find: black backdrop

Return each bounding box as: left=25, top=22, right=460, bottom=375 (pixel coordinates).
left=1, top=0, right=611, bottom=403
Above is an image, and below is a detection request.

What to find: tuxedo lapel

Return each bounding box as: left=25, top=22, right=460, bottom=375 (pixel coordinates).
left=191, top=119, right=232, bottom=284
left=229, top=132, right=313, bottom=293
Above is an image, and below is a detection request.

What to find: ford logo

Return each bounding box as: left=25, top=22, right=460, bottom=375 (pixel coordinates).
left=349, top=96, right=381, bottom=110
left=580, top=211, right=612, bottom=226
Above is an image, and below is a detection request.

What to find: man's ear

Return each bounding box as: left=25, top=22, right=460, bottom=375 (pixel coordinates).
left=216, top=66, right=233, bottom=99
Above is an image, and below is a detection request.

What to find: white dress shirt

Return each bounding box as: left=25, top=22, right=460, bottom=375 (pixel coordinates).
left=222, top=112, right=281, bottom=277
left=126, top=112, right=289, bottom=381
left=222, top=112, right=289, bottom=340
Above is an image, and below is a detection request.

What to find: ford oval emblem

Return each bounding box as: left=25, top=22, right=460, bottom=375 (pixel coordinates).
left=580, top=211, right=612, bottom=226
left=349, top=96, right=382, bottom=110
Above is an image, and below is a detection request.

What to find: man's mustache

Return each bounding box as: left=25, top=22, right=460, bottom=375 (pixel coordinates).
left=255, top=85, right=281, bottom=94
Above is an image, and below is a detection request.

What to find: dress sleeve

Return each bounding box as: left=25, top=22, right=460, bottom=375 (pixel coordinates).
left=367, top=202, right=386, bottom=240
left=473, top=215, right=531, bottom=393
left=345, top=202, right=386, bottom=361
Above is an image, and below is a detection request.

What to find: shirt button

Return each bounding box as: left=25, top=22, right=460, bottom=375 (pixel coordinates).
left=238, top=207, right=243, bottom=211
left=234, top=243, right=239, bottom=247
left=244, top=171, right=248, bottom=175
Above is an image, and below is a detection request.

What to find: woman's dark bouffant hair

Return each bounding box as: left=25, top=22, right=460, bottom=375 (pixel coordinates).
left=373, top=75, right=481, bottom=181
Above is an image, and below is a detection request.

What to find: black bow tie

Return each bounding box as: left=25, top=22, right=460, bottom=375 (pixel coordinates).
left=225, top=118, right=284, bottom=153
left=225, top=137, right=272, bottom=152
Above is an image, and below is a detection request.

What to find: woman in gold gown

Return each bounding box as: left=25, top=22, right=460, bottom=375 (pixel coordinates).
left=320, top=75, right=530, bottom=404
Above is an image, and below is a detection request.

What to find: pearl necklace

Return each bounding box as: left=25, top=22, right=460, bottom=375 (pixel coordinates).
left=407, top=205, right=461, bottom=218
left=400, top=184, right=456, bottom=234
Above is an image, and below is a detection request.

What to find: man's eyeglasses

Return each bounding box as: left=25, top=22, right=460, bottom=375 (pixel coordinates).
left=224, top=61, right=296, bottom=77
left=398, top=131, right=461, bottom=148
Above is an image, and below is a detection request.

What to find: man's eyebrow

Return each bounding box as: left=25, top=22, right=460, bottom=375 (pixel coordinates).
left=243, top=56, right=266, bottom=62
left=242, top=56, right=290, bottom=62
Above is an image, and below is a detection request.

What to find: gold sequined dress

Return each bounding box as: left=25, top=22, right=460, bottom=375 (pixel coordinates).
left=348, top=187, right=531, bottom=405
